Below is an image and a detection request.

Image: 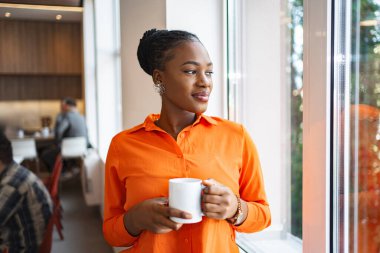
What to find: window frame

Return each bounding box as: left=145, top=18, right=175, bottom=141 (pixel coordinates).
left=302, top=0, right=332, bottom=252
left=227, top=0, right=334, bottom=252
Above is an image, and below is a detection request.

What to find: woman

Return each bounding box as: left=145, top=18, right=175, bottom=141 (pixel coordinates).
left=103, top=29, right=271, bottom=252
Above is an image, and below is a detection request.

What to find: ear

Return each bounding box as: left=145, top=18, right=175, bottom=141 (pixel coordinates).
left=152, top=69, right=163, bottom=83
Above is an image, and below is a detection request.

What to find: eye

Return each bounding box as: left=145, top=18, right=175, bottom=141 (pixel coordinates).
left=205, top=71, right=214, bottom=76
left=184, top=70, right=196, bottom=75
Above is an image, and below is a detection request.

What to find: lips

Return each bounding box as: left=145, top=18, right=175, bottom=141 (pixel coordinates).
left=192, top=91, right=210, bottom=102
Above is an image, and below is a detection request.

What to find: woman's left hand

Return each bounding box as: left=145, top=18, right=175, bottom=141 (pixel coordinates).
left=202, top=178, right=238, bottom=220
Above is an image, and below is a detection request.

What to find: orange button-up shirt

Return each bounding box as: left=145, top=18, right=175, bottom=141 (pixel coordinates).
left=103, top=114, right=271, bottom=253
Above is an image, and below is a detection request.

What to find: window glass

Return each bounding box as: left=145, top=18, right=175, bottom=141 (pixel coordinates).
left=289, top=0, right=304, bottom=239
left=349, top=0, right=380, bottom=252
left=226, top=0, right=242, bottom=122
left=226, top=0, right=304, bottom=246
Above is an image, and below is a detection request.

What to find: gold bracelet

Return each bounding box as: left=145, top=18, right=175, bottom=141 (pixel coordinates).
left=226, top=194, right=243, bottom=225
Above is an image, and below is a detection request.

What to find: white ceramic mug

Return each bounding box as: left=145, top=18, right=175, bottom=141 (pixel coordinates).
left=169, top=178, right=204, bottom=224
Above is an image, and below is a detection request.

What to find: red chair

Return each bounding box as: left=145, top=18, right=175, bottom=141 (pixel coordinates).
left=42, top=153, right=64, bottom=240
left=38, top=204, right=60, bottom=253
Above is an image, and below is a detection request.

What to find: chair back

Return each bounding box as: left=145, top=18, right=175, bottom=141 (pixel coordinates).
left=61, top=137, right=87, bottom=158
left=38, top=204, right=60, bottom=253
left=38, top=154, right=63, bottom=253
left=49, top=154, right=63, bottom=198
left=11, top=138, right=38, bottom=160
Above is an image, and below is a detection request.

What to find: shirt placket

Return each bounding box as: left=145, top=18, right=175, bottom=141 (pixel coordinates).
left=176, top=130, right=191, bottom=177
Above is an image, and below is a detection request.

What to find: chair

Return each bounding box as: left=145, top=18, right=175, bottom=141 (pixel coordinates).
left=11, top=138, right=40, bottom=172
left=61, top=137, right=87, bottom=158
left=42, top=153, right=64, bottom=241
left=61, top=137, right=87, bottom=176
left=38, top=204, right=60, bottom=253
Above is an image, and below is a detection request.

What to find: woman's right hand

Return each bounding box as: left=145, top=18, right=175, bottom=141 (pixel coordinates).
left=123, top=198, right=192, bottom=236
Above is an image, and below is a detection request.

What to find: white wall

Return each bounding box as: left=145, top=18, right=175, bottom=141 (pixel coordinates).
left=119, top=0, right=166, bottom=129
left=242, top=0, right=285, bottom=237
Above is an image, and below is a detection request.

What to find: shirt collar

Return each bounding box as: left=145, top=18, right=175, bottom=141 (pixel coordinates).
left=130, top=114, right=218, bottom=133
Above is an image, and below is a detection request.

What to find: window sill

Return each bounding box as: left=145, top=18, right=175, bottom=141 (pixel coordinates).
left=236, top=233, right=302, bottom=253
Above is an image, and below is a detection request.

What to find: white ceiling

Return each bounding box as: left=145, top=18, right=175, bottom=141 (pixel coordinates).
left=0, top=3, right=82, bottom=22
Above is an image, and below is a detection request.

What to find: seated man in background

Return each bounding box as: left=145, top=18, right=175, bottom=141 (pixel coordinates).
left=41, top=97, right=90, bottom=173
left=0, top=131, right=52, bottom=253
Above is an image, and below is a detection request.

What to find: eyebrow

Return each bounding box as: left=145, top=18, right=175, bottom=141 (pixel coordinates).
left=181, top=61, right=213, bottom=67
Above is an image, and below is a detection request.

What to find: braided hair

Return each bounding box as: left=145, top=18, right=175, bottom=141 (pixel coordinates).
left=137, top=29, right=201, bottom=76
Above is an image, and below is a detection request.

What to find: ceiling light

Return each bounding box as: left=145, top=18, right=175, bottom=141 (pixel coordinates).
left=5, top=12, right=11, bottom=18
left=56, top=14, right=62, bottom=20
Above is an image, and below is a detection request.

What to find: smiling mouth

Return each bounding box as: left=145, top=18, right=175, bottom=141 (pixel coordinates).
left=192, top=92, right=210, bottom=102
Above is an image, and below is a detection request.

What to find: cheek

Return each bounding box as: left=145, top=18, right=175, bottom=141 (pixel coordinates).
left=168, top=79, right=192, bottom=93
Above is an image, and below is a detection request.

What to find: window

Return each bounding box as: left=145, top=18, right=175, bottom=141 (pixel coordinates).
left=333, top=0, right=380, bottom=252
left=226, top=0, right=303, bottom=251
left=228, top=0, right=380, bottom=252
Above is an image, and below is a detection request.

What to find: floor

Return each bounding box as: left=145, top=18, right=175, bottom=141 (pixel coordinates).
left=51, top=176, right=113, bottom=253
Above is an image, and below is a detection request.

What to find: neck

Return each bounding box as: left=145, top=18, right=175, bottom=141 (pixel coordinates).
left=157, top=107, right=197, bottom=140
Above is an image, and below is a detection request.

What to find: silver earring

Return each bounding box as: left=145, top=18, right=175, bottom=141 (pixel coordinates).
left=154, top=81, right=165, bottom=95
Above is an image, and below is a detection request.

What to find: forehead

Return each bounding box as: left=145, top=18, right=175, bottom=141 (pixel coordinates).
left=166, top=41, right=211, bottom=65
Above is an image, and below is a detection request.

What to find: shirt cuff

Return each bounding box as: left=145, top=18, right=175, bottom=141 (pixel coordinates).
left=233, top=202, right=271, bottom=233
left=114, top=214, right=139, bottom=246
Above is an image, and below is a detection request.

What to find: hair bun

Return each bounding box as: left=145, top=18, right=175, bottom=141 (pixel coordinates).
left=137, top=28, right=161, bottom=75
left=142, top=29, right=158, bottom=40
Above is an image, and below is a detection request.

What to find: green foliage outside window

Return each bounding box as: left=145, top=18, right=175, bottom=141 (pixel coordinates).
left=288, top=0, right=380, bottom=240
left=289, top=0, right=303, bottom=239
left=351, top=0, right=380, bottom=108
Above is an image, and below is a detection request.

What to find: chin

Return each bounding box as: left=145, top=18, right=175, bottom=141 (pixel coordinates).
left=185, top=102, right=208, bottom=114
left=194, top=106, right=208, bottom=114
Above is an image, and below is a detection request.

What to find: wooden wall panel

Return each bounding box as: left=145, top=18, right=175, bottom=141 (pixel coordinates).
left=0, top=20, right=82, bottom=74
left=0, top=75, right=82, bottom=100
left=0, top=20, right=83, bottom=100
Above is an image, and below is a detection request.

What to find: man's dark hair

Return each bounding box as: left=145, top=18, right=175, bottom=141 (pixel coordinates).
left=0, top=131, right=13, bottom=165
left=137, top=29, right=201, bottom=76
left=63, top=97, right=77, bottom=107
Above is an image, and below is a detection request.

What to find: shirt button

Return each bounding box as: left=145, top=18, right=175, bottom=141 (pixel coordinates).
left=185, top=238, right=189, bottom=243
left=178, top=154, right=183, bottom=158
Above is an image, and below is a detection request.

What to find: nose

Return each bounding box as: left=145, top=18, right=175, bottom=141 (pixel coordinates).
left=196, top=73, right=212, bottom=87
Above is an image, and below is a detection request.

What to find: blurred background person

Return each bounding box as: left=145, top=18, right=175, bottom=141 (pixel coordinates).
left=41, top=97, right=90, bottom=173
left=0, top=130, right=52, bottom=253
